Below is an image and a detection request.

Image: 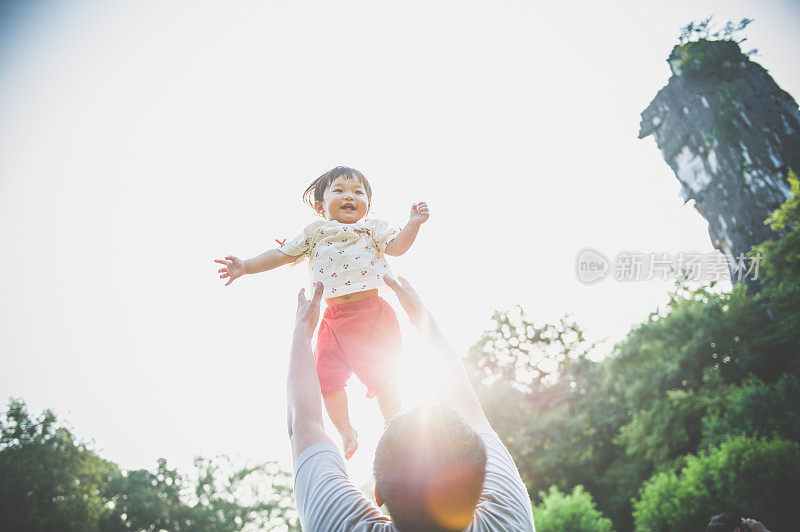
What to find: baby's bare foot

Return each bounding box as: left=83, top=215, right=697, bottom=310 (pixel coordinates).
left=342, top=427, right=359, bottom=460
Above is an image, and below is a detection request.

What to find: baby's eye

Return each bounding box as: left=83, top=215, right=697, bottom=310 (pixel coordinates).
left=332, top=188, right=343, bottom=193
left=355, top=190, right=364, bottom=195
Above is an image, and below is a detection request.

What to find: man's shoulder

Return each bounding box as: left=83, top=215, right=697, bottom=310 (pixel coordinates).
left=293, top=443, right=397, bottom=532
left=467, top=424, right=536, bottom=532
left=294, top=441, right=340, bottom=477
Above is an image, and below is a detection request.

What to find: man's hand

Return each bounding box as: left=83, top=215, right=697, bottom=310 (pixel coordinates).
left=295, top=283, right=324, bottom=337
left=383, top=275, right=427, bottom=326
left=214, top=255, right=247, bottom=286
left=742, top=518, right=770, bottom=532
left=409, top=201, right=430, bottom=226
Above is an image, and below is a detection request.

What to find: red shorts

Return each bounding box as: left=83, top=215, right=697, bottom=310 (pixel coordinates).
left=315, top=296, right=403, bottom=398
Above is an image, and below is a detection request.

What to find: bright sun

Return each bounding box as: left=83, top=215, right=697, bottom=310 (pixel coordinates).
left=398, top=334, right=447, bottom=409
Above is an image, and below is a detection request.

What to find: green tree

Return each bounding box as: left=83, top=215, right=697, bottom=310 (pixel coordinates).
left=0, top=399, right=299, bottom=531
left=750, top=170, right=800, bottom=375
left=606, top=280, right=772, bottom=466
left=0, top=398, right=124, bottom=531
left=532, top=485, right=614, bottom=532
left=465, top=167, right=800, bottom=531
left=678, top=16, right=754, bottom=47
left=464, top=310, right=635, bottom=527
left=702, top=373, right=800, bottom=449
left=632, top=436, right=800, bottom=531
left=113, top=458, right=194, bottom=530
left=183, top=455, right=298, bottom=531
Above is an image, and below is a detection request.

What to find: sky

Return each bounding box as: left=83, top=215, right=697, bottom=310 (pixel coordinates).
left=2, top=0, right=800, bottom=486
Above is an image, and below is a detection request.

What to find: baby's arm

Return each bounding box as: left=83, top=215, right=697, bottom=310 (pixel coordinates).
left=245, top=249, right=298, bottom=274
left=216, top=222, right=315, bottom=286
left=214, top=249, right=298, bottom=286
left=385, top=201, right=429, bottom=257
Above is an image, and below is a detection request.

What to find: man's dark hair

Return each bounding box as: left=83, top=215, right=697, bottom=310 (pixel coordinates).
left=707, top=512, right=744, bottom=532
left=374, top=405, right=487, bottom=532
left=302, top=166, right=372, bottom=212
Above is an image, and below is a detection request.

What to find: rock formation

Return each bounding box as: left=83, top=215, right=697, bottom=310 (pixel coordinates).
left=639, top=39, right=800, bottom=292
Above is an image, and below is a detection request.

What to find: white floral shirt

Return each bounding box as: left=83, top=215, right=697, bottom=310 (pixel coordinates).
left=280, top=218, right=400, bottom=299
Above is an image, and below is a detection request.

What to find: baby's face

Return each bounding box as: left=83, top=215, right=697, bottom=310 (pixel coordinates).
left=315, top=176, right=370, bottom=223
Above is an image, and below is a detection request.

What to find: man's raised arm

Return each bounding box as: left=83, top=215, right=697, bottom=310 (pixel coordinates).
left=383, top=275, right=489, bottom=426
left=287, top=283, right=334, bottom=463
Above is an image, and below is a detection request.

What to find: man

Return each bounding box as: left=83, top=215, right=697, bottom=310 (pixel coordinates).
left=287, top=276, right=536, bottom=531
left=706, top=513, right=771, bottom=532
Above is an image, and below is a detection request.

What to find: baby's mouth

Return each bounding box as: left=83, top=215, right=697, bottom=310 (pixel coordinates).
left=341, top=203, right=356, bottom=211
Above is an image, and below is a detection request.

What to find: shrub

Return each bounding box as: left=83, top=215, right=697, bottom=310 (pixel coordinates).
left=532, top=485, right=614, bottom=532
left=632, top=435, right=800, bottom=531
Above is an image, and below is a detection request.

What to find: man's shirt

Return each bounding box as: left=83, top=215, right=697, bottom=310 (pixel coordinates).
left=293, top=424, right=536, bottom=531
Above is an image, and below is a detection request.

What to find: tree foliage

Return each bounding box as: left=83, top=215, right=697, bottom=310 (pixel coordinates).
left=751, top=170, right=800, bottom=362
left=669, top=16, right=759, bottom=85
left=465, top=169, right=800, bottom=531
left=532, top=485, right=614, bottom=532
left=0, top=399, right=122, bottom=531
left=632, top=436, right=800, bottom=532
left=678, top=16, right=757, bottom=55
left=0, top=399, right=299, bottom=531
left=702, top=373, right=800, bottom=449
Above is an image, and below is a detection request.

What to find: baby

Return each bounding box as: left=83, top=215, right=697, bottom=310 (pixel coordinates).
left=215, top=166, right=428, bottom=459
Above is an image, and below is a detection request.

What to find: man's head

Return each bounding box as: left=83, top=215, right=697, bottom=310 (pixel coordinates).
left=707, top=513, right=746, bottom=532
left=373, top=405, right=487, bottom=532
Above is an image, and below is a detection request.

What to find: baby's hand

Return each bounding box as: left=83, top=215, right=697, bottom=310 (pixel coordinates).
left=214, top=255, right=246, bottom=286
left=409, top=201, right=429, bottom=226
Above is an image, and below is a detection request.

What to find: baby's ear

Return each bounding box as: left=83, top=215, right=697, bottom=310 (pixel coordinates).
left=313, top=201, right=325, bottom=216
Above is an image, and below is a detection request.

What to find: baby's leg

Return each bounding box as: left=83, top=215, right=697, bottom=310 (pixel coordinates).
left=322, top=388, right=359, bottom=460
left=376, top=381, right=402, bottom=426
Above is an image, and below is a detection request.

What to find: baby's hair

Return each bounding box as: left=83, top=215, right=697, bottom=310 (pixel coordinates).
left=303, top=166, right=372, bottom=213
